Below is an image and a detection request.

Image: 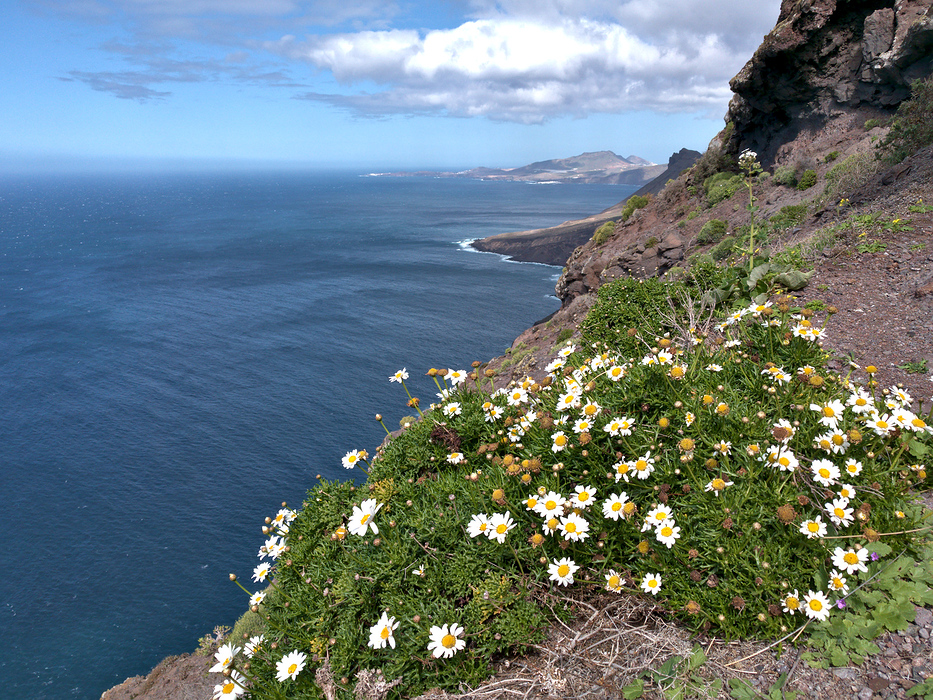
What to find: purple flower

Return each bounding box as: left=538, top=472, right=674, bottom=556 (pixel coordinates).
left=836, top=599, right=847, bottom=609
left=870, top=552, right=880, bottom=561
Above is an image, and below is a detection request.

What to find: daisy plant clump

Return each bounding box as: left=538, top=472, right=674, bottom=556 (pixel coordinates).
left=225, top=296, right=932, bottom=699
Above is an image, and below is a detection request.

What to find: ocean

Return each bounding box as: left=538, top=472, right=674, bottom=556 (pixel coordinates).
left=0, top=170, right=637, bottom=698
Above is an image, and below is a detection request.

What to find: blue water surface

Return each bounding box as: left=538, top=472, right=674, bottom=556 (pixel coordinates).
left=0, top=171, right=635, bottom=698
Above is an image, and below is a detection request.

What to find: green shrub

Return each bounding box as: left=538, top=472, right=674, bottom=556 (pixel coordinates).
left=824, top=151, right=839, bottom=163
left=580, top=277, right=685, bottom=356
left=704, top=172, right=743, bottom=206
left=697, top=219, right=728, bottom=244
left=555, top=328, right=573, bottom=344
left=772, top=165, right=797, bottom=187
left=231, top=608, right=266, bottom=645
left=864, top=118, right=882, bottom=130
left=591, top=220, right=617, bottom=245
left=796, top=169, right=818, bottom=190
left=770, top=203, right=809, bottom=231
left=227, top=291, right=933, bottom=700
left=710, top=235, right=735, bottom=260
left=824, top=153, right=879, bottom=202
left=879, top=74, right=933, bottom=163
left=685, top=253, right=728, bottom=290
left=620, top=194, right=651, bottom=221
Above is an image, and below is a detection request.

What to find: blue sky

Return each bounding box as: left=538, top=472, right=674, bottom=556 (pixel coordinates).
left=2, top=0, right=781, bottom=171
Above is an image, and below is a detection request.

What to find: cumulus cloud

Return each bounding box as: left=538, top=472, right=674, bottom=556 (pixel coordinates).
left=37, top=0, right=781, bottom=120
left=274, top=13, right=764, bottom=122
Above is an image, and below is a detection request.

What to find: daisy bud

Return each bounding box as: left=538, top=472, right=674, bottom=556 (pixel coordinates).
left=229, top=573, right=237, bottom=581
left=412, top=615, right=421, bottom=623
left=375, top=414, right=382, bottom=421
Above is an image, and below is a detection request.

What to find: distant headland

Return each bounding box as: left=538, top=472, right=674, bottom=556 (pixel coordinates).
left=365, top=150, right=666, bottom=185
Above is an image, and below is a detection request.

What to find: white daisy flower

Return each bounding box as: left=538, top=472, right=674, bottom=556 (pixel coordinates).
left=802, top=590, right=832, bottom=621
left=427, top=623, right=465, bottom=658
left=832, top=546, right=869, bottom=574
left=275, top=650, right=307, bottom=682
left=466, top=513, right=490, bottom=538
left=368, top=612, right=400, bottom=650
left=640, top=572, right=662, bottom=595
left=487, top=512, right=516, bottom=543
left=602, top=492, right=629, bottom=521
left=548, top=557, right=579, bottom=586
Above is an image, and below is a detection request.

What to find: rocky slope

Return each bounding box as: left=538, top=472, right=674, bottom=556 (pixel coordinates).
left=101, top=2, right=933, bottom=698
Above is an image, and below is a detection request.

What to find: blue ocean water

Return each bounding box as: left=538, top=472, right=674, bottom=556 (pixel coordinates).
left=0, top=171, right=636, bottom=699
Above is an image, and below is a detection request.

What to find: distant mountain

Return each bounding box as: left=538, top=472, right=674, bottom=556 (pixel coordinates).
left=369, top=151, right=665, bottom=185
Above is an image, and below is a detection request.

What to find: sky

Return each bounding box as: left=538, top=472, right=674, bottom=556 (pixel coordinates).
left=1, top=0, right=782, bottom=172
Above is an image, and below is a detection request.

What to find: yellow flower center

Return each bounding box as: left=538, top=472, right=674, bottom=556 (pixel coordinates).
left=496, top=523, right=508, bottom=534
left=661, top=526, right=673, bottom=537
left=545, top=500, right=557, bottom=510
left=670, top=367, right=684, bottom=378
left=557, top=564, right=570, bottom=577
left=877, top=420, right=889, bottom=429
left=546, top=517, right=558, bottom=530
left=807, top=522, right=820, bottom=533
left=607, top=575, right=620, bottom=588
left=442, top=633, right=457, bottom=649
left=288, top=663, right=298, bottom=674
left=855, top=398, right=867, bottom=406
left=913, top=418, right=927, bottom=428
left=832, top=435, right=845, bottom=445
left=636, top=460, right=648, bottom=471
left=832, top=578, right=843, bottom=588
left=361, top=513, right=371, bottom=524
left=712, top=479, right=725, bottom=490
left=223, top=682, right=235, bottom=694
left=611, top=502, right=622, bottom=512
left=819, top=439, right=831, bottom=450
left=381, top=627, right=390, bottom=640
left=844, top=552, right=858, bottom=565
left=834, top=508, right=846, bottom=518
left=778, top=457, right=790, bottom=467
left=578, top=492, right=589, bottom=502
left=623, top=502, right=636, bottom=515
left=786, top=597, right=799, bottom=610
left=808, top=599, right=823, bottom=612
left=555, top=435, right=567, bottom=446
left=819, top=468, right=830, bottom=479
left=648, top=578, right=657, bottom=588
left=565, top=522, right=577, bottom=533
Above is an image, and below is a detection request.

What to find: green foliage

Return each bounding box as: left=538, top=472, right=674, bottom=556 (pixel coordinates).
left=879, top=74, right=933, bottom=164
left=857, top=240, right=887, bottom=254
left=709, top=235, right=735, bottom=261
left=804, top=300, right=827, bottom=311
left=231, top=609, right=266, bottom=645
left=687, top=208, right=701, bottom=220
left=580, top=277, right=686, bottom=356
left=555, top=328, right=574, bottom=345
left=621, top=195, right=651, bottom=221
left=225, top=286, right=933, bottom=699
left=824, top=153, right=879, bottom=203
left=772, top=165, right=797, bottom=187
left=196, top=626, right=231, bottom=656
left=897, top=358, right=927, bottom=374
left=864, top=118, right=883, bottom=130
left=769, top=204, right=809, bottom=231
left=697, top=219, right=728, bottom=244
left=592, top=220, right=617, bottom=246
left=690, top=145, right=735, bottom=185
left=803, top=541, right=933, bottom=668
left=704, top=172, right=743, bottom=206
left=824, top=151, right=839, bottom=163
left=796, top=169, right=817, bottom=190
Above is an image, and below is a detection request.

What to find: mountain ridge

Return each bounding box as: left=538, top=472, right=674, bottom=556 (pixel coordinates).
left=368, top=150, right=665, bottom=185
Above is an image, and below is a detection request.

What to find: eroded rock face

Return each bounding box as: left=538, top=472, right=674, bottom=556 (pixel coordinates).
left=725, top=0, right=933, bottom=166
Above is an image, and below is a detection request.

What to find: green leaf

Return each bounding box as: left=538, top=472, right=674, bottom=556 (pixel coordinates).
left=773, top=269, right=814, bottom=290
left=908, top=438, right=930, bottom=457
left=622, top=679, right=645, bottom=699
left=729, top=679, right=759, bottom=700
left=686, top=644, right=707, bottom=671
left=906, top=677, right=933, bottom=699
left=867, top=542, right=893, bottom=558
left=747, top=262, right=771, bottom=290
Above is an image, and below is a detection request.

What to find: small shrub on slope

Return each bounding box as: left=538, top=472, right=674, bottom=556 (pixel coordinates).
left=220, top=300, right=933, bottom=700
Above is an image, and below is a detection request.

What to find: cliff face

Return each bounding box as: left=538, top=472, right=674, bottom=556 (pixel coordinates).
left=554, top=0, right=933, bottom=308
left=725, top=0, right=933, bottom=166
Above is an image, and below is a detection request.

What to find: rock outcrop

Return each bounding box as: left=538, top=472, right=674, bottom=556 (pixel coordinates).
left=724, top=0, right=933, bottom=167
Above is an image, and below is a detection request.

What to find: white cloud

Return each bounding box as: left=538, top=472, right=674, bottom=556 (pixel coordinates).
left=276, top=14, right=758, bottom=122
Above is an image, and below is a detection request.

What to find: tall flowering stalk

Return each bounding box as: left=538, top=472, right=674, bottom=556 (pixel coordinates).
left=738, top=149, right=762, bottom=273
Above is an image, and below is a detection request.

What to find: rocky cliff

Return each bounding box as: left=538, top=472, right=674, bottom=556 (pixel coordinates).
left=554, top=0, right=933, bottom=308
left=724, top=0, right=933, bottom=167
